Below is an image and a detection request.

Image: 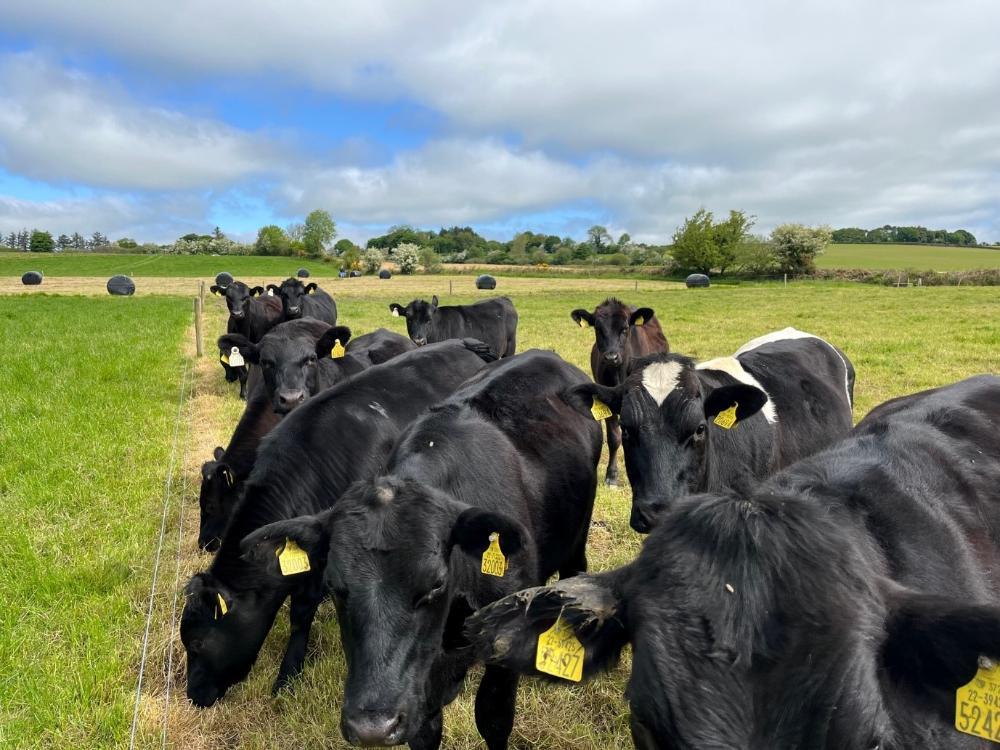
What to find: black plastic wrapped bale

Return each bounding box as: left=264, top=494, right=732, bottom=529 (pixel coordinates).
left=107, top=275, right=136, bottom=296
left=350, top=270, right=362, bottom=278
left=379, top=269, right=392, bottom=280
left=214, top=271, right=234, bottom=289
left=21, top=271, right=43, bottom=286
left=685, top=273, right=710, bottom=288
left=297, top=268, right=310, bottom=278
left=476, top=274, right=497, bottom=290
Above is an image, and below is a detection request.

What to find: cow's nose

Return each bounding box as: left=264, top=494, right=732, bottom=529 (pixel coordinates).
left=603, top=351, right=622, bottom=364
left=342, top=711, right=404, bottom=746
left=276, top=390, right=307, bottom=411
left=288, top=306, right=301, bottom=314
left=630, top=502, right=665, bottom=534
left=413, top=338, right=427, bottom=346
left=230, top=310, right=245, bottom=319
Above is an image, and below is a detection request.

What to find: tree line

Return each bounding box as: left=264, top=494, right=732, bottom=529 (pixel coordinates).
left=831, top=225, right=979, bottom=246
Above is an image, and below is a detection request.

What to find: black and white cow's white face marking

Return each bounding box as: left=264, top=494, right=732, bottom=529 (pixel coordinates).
left=389, top=296, right=438, bottom=346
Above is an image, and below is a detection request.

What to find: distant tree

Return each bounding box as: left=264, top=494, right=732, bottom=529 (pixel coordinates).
left=56, top=234, right=71, bottom=250
left=771, top=224, right=832, bottom=274
left=90, top=231, right=108, bottom=248
left=335, top=238, right=361, bottom=256
left=543, top=235, right=561, bottom=253
left=255, top=225, right=291, bottom=256
left=712, top=210, right=756, bottom=275
left=5, top=232, right=16, bottom=248
left=617, top=232, right=631, bottom=248
left=116, top=237, right=138, bottom=249
left=392, top=243, right=421, bottom=274
left=831, top=227, right=867, bottom=243
left=17, top=230, right=30, bottom=250
left=669, top=209, right=717, bottom=273
left=70, top=232, right=86, bottom=249
left=419, top=246, right=442, bottom=274
left=340, top=244, right=361, bottom=270
left=212, top=226, right=225, bottom=240
left=361, top=248, right=384, bottom=274
left=302, top=210, right=337, bottom=257
left=733, top=239, right=779, bottom=275
left=29, top=230, right=55, bottom=253
left=286, top=222, right=304, bottom=242
left=587, top=225, right=613, bottom=253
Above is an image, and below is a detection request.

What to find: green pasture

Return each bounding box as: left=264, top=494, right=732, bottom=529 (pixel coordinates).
left=0, top=253, right=342, bottom=279
left=2, top=281, right=998, bottom=748
left=817, top=242, right=1000, bottom=270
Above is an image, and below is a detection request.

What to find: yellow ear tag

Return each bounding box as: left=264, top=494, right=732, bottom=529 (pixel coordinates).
left=331, top=339, right=346, bottom=359
left=578, top=319, right=588, bottom=328
left=276, top=538, right=311, bottom=576
left=713, top=403, right=738, bottom=430
left=634, top=316, right=644, bottom=326
left=228, top=346, right=245, bottom=368
left=536, top=615, right=584, bottom=682
left=956, top=657, right=1000, bottom=741
left=591, top=398, right=613, bottom=421
left=220, top=352, right=230, bottom=365
left=215, top=592, right=228, bottom=619
left=480, top=533, right=507, bottom=577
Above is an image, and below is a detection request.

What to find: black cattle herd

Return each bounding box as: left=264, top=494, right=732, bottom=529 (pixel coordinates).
left=184, top=278, right=1000, bottom=749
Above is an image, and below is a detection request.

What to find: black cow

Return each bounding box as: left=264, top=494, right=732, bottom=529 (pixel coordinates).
left=181, top=340, right=495, bottom=708
left=389, top=295, right=518, bottom=357
left=564, top=327, right=855, bottom=532
left=211, top=281, right=284, bottom=399
left=267, top=277, right=337, bottom=324
left=219, top=321, right=415, bottom=414
left=241, top=350, right=601, bottom=748
left=469, top=374, right=1000, bottom=749
left=198, top=382, right=282, bottom=551
left=570, top=298, right=670, bottom=485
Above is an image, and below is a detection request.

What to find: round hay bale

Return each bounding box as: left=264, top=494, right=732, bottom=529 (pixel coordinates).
left=685, top=273, right=711, bottom=288
left=214, top=271, right=234, bottom=288
left=350, top=270, right=362, bottom=278
left=107, top=275, right=136, bottom=296
left=297, top=268, right=310, bottom=278
left=378, top=269, right=392, bottom=280
left=21, top=271, right=43, bottom=286
left=476, top=274, right=497, bottom=290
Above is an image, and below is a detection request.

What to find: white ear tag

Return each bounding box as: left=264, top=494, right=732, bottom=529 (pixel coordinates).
left=228, top=347, right=245, bottom=367
left=267, top=289, right=275, bottom=296
left=392, top=308, right=400, bottom=317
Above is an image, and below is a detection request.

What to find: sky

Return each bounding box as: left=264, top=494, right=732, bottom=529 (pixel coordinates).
left=0, top=1, right=998, bottom=245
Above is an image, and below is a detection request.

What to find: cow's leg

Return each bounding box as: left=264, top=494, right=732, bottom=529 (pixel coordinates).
left=272, top=591, right=321, bottom=694
left=605, top=413, right=622, bottom=486
left=474, top=665, right=518, bottom=750
left=503, top=332, right=516, bottom=358
left=238, top=368, right=248, bottom=400
left=409, top=711, right=443, bottom=750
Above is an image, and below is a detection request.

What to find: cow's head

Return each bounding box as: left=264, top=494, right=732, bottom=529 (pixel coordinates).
left=198, top=446, right=237, bottom=551
left=267, top=278, right=318, bottom=320
left=212, top=281, right=264, bottom=321
left=389, top=296, right=438, bottom=346
left=563, top=354, right=768, bottom=532
left=468, top=493, right=1000, bottom=748
left=181, top=570, right=284, bottom=708
left=246, top=477, right=533, bottom=746
left=218, top=319, right=344, bottom=414
left=571, top=299, right=653, bottom=368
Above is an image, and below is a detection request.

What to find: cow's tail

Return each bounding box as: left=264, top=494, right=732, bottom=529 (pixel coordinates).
left=462, top=338, right=499, bottom=363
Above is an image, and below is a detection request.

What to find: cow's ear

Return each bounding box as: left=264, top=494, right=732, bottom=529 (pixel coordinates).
left=431, top=295, right=439, bottom=308
left=185, top=573, right=234, bottom=621
left=389, top=303, right=406, bottom=318
left=249, top=286, right=265, bottom=297
left=881, top=587, right=1000, bottom=693
left=239, top=513, right=330, bottom=580
left=449, top=507, right=526, bottom=561
left=316, top=326, right=352, bottom=358
left=266, top=284, right=281, bottom=296
left=305, top=283, right=318, bottom=294
left=217, top=334, right=259, bottom=364
left=466, top=569, right=631, bottom=681
left=213, top=446, right=225, bottom=462
left=570, top=309, right=595, bottom=328
left=561, top=382, right=624, bottom=420
left=703, top=384, right=768, bottom=426
left=210, top=285, right=222, bottom=296
left=629, top=308, right=654, bottom=327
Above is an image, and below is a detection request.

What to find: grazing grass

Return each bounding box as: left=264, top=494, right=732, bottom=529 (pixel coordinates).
left=0, top=295, right=190, bottom=749
left=5, top=280, right=998, bottom=748
left=0, top=253, right=344, bottom=279
left=818, top=242, right=1000, bottom=270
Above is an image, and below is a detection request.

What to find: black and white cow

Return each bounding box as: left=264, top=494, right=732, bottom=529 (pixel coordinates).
left=570, top=298, right=670, bottom=485
left=181, top=340, right=495, bottom=708
left=197, top=383, right=282, bottom=552
left=219, top=321, right=415, bottom=414
left=211, top=281, right=284, bottom=399
left=241, top=350, right=602, bottom=748
left=389, top=295, right=518, bottom=357
left=267, top=277, right=337, bottom=324
left=469, top=374, right=1000, bottom=750
left=564, top=327, right=855, bottom=532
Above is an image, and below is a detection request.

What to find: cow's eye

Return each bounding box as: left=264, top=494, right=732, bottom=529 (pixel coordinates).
left=307, top=354, right=317, bottom=365
left=694, top=423, right=707, bottom=439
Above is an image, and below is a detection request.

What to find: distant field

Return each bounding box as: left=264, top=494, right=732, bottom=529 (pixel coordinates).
left=818, top=242, right=1000, bottom=270
left=0, top=253, right=342, bottom=278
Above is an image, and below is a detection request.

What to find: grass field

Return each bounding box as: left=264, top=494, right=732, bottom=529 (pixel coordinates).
left=0, top=296, right=190, bottom=748
left=4, top=281, right=998, bottom=748
left=817, top=242, right=1000, bottom=270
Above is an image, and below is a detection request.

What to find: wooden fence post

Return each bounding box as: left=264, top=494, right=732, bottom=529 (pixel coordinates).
left=194, top=297, right=204, bottom=357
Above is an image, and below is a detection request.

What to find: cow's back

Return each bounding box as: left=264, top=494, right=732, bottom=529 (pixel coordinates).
left=302, top=290, right=337, bottom=326
left=248, top=295, right=284, bottom=341
left=737, top=334, right=854, bottom=469
left=434, top=297, right=517, bottom=357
